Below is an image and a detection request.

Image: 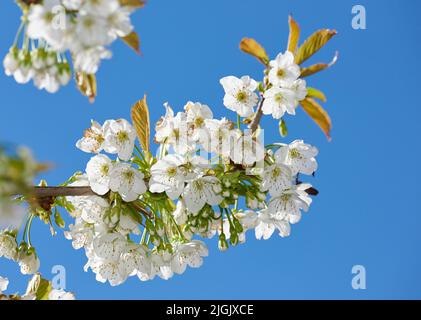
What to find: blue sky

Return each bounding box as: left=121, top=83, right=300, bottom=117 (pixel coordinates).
left=1, top=0, right=420, bottom=299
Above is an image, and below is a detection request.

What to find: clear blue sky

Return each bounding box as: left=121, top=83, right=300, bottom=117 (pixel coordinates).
left=1, top=0, right=420, bottom=299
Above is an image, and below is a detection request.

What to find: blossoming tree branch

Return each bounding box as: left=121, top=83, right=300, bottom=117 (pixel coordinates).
left=0, top=9, right=337, bottom=299
left=4, top=0, right=144, bottom=102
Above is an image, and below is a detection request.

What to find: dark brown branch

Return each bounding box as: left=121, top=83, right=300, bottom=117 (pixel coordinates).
left=30, top=186, right=97, bottom=198
left=249, top=97, right=265, bottom=133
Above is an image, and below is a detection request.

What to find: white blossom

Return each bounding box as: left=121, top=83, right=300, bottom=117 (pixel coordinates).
left=0, top=233, right=18, bottom=261
left=0, top=276, right=8, bottom=294
left=76, top=120, right=105, bottom=154
left=171, top=240, right=208, bottom=275
left=86, top=154, right=113, bottom=195
left=262, top=86, right=297, bottom=119
left=103, top=119, right=136, bottom=161
left=109, top=163, right=147, bottom=202
left=230, top=133, right=265, bottom=166
left=18, top=251, right=41, bottom=275
left=73, top=46, right=112, bottom=74
left=255, top=208, right=291, bottom=240
left=268, top=51, right=300, bottom=87
left=183, top=176, right=223, bottom=214
left=220, top=76, right=259, bottom=117
left=275, top=140, right=318, bottom=175
left=260, top=163, right=293, bottom=197
left=49, top=289, right=76, bottom=300
left=267, top=183, right=312, bottom=224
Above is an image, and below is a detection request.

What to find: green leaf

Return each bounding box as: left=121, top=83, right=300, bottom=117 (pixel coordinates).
left=131, top=95, right=150, bottom=152
left=54, top=208, right=65, bottom=229
left=121, top=31, right=141, bottom=55
left=295, top=29, right=337, bottom=65
left=279, top=118, right=288, bottom=137
left=306, top=87, right=327, bottom=102
left=239, top=38, right=269, bottom=66
left=300, top=98, right=332, bottom=140
left=75, top=72, right=97, bottom=103
left=287, top=15, right=300, bottom=54
left=300, top=51, right=338, bottom=77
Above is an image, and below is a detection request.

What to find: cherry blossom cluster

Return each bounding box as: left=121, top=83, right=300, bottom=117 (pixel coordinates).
left=52, top=49, right=319, bottom=286
left=0, top=274, right=75, bottom=300
left=3, top=0, right=140, bottom=93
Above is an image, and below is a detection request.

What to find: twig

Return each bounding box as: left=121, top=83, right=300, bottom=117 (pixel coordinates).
left=30, top=186, right=97, bottom=197
left=249, top=97, right=265, bottom=133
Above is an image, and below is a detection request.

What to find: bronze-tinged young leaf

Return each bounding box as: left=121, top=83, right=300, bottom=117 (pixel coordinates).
left=239, top=38, right=269, bottom=66
left=300, top=51, right=338, bottom=77
left=306, top=87, right=327, bottom=102
left=279, top=118, right=288, bottom=137
left=131, top=95, right=150, bottom=152
left=287, top=15, right=300, bottom=54
left=119, top=0, right=146, bottom=8
left=300, top=98, right=332, bottom=140
left=75, top=72, right=97, bottom=103
left=295, top=29, right=337, bottom=65
left=121, top=31, right=141, bottom=54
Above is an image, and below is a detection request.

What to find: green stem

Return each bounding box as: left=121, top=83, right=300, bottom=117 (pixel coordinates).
left=26, top=214, right=35, bottom=248
left=237, top=114, right=241, bottom=129
left=13, top=18, right=26, bottom=47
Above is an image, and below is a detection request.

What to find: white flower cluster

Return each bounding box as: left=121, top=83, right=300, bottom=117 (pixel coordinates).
left=220, top=51, right=307, bottom=120
left=3, top=0, right=138, bottom=93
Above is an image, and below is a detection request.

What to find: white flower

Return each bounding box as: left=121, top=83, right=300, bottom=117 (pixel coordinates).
left=288, top=79, right=307, bottom=105
left=154, top=104, right=192, bottom=154
left=3, top=50, right=19, bottom=76
left=171, top=240, right=208, bottom=275
left=220, top=76, right=259, bottom=117
left=173, top=200, right=189, bottom=225
left=103, top=119, right=136, bottom=161
left=49, top=289, right=76, bottom=300
left=81, top=0, right=119, bottom=17
left=183, top=176, right=223, bottom=214
left=255, top=208, right=290, bottom=240
left=230, top=132, right=265, bottom=166
left=76, top=120, right=105, bottom=154
left=73, top=46, right=112, bottom=74
left=27, top=0, right=68, bottom=50
left=275, top=140, right=318, bottom=175
left=184, top=101, right=213, bottom=138
left=199, top=118, right=235, bottom=157
left=268, top=183, right=312, bottom=224
left=64, top=219, right=94, bottom=250
left=116, top=213, right=140, bottom=236
left=0, top=276, right=9, bottom=294
left=86, top=154, right=113, bottom=195
left=18, top=251, right=40, bottom=275
left=76, top=14, right=111, bottom=47
left=261, top=163, right=293, bottom=197
left=262, top=86, right=297, bottom=119
left=107, top=5, right=133, bottom=39
left=109, top=163, right=147, bottom=202
left=80, top=197, right=109, bottom=224
left=149, top=154, right=187, bottom=199
left=120, top=243, right=150, bottom=277
left=268, top=51, right=300, bottom=87
left=0, top=233, right=18, bottom=261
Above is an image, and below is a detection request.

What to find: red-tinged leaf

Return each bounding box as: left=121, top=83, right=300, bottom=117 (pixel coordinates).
left=300, top=98, right=332, bottom=140
left=119, top=0, right=146, bottom=8
left=239, top=38, right=269, bottom=66
left=306, top=87, right=327, bottom=102
left=287, top=15, right=300, bottom=54
left=75, top=72, right=97, bottom=103
left=295, top=29, right=337, bottom=65
left=121, top=31, right=141, bottom=55
left=131, top=95, right=150, bottom=152
left=300, top=51, right=338, bottom=77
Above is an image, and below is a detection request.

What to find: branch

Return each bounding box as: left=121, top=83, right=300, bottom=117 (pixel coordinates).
left=249, top=97, right=265, bottom=133
left=30, top=186, right=97, bottom=197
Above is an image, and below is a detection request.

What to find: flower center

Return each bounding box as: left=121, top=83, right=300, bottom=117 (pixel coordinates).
left=194, top=117, right=204, bottom=127
left=277, top=68, right=285, bottom=78
left=100, top=164, right=109, bottom=176
left=83, top=17, right=94, bottom=28
left=236, top=91, right=247, bottom=103
left=166, top=167, right=177, bottom=177
left=272, top=166, right=281, bottom=178
left=117, top=131, right=129, bottom=143
left=289, top=148, right=301, bottom=159
left=280, top=194, right=291, bottom=202
left=193, top=180, right=204, bottom=191
left=123, top=170, right=135, bottom=183
left=274, top=93, right=284, bottom=104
